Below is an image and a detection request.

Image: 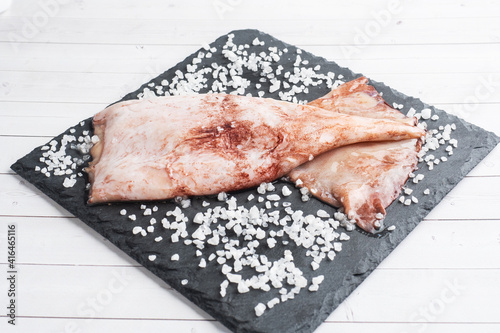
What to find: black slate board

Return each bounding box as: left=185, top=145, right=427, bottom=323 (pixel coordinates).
left=11, top=29, right=500, bottom=333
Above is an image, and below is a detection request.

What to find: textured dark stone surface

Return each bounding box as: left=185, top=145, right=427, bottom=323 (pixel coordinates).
left=11, top=30, right=500, bottom=333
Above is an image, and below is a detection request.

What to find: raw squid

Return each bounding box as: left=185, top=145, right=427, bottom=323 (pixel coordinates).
left=86, top=93, right=424, bottom=204
left=289, top=77, right=421, bottom=233
left=289, top=140, right=420, bottom=233
left=308, top=76, right=412, bottom=124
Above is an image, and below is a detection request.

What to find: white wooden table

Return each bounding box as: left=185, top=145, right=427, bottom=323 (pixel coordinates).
left=1, top=1, right=499, bottom=332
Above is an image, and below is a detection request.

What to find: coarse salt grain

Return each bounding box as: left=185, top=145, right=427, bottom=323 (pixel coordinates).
left=281, top=186, right=292, bottom=196
left=255, top=303, right=266, bottom=317
left=266, top=194, right=281, bottom=201
left=199, top=258, right=207, bottom=268
left=421, top=108, right=432, bottom=120
left=404, top=188, right=413, bottom=195
left=339, top=232, right=350, bottom=241
left=62, top=176, right=77, bottom=188
left=267, top=297, right=280, bottom=308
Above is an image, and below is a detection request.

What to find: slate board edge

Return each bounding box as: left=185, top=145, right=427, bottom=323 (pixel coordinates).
left=10, top=28, right=500, bottom=333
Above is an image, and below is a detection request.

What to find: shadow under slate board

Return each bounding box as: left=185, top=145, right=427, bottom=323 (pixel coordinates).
left=11, top=29, right=500, bottom=333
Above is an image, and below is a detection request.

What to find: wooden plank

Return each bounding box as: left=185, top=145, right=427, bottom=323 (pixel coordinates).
left=0, top=216, right=137, bottom=267
left=2, top=136, right=49, bottom=174
left=1, top=70, right=499, bottom=105
left=0, top=43, right=193, bottom=73
left=379, top=219, right=500, bottom=269
left=352, top=72, right=500, bottom=109
left=433, top=103, right=500, bottom=137
left=1, top=99, right=498, bottom=139
left=2, top=316, right=227, bottom=333
left=319, top=323, right=500, bottom=333
left=0, top=71, right=146, bottom=105
left=4, top=134, right=487, bottom=180
left=0, top=101, right=102, bottom=117
left=4, top=0, right=500, bottom=20
left=1, top=16, right=499, bottom=47
left=329, top=268, right=500, bottom=323
left=1, top=42, right=499, bottom=74
left=0, top=100, right=498, bottom=139
left=0, top=264, right=208, bottom=320
left=0, top=264, right=498, bottom=323
left=0, top=174, right=74, bottom=218
left=2, top=317, right=499, bottom=333
left=466, top=144, right=500, bottom=177
left=0, top=216, right=499, bottom=269
left=0, top=102, right=103, bottom=138
left=1, top=173, right=499, bottom=219
left=423, top=176, right=500, bottom=220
